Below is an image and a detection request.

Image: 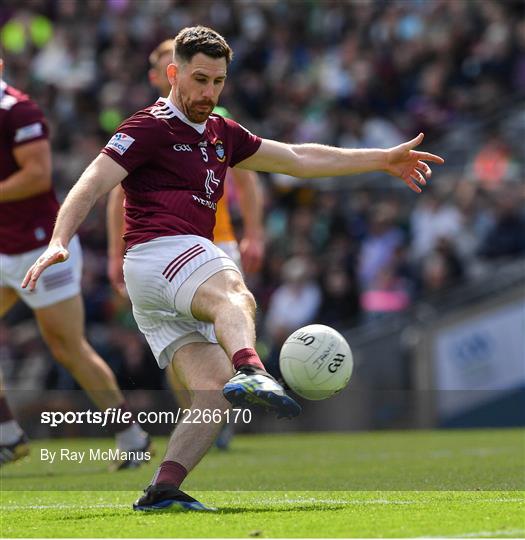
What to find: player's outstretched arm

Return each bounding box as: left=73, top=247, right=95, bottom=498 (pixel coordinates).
left=22, top=154, right=128, bottom=291
left=236, top=133, right=444, bottom=193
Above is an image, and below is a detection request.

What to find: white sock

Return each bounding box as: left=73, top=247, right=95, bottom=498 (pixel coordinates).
left=116, top=423, right=148, bottom=451
left=0, top=420, right=24, bottom=445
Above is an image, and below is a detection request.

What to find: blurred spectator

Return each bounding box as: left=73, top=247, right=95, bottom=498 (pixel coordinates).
left=265, top=256, right=321, bottom=348
left=410, top=189, right=462, bottom=262
left=420, top=238, right=465, bottom=295
left=361, top=265, right=412, bottom=319
left=471, top=134, right=519, bottom=190
left=318, top=265, right=360, bottom=329
left=358, top=202, right=404, bottom=289
left=478, top=189, right=525, bottom=259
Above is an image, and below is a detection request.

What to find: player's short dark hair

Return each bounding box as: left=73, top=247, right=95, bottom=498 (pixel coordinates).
left=149, top=40, right=174, bottom=69
left=174, top=26, right=233, bottom=65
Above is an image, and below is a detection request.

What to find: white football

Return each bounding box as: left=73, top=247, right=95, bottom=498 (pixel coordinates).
left=279, top=324, right=354, bottom=400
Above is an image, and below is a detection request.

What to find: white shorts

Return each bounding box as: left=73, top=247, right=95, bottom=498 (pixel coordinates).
left=123, top=235, right=241, bottom=369
left=215, top=240, right=241, bottom=271
left=0, top=236, right=82, bottom=309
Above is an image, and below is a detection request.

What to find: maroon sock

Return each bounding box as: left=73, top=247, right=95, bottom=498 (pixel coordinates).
left=153, top=460, right=188, bottom=488
left=232, top=348, right=265, bottom=371
left=107, top=402, right=137, bottom=435
left=0, top=397, right=14, bottom=423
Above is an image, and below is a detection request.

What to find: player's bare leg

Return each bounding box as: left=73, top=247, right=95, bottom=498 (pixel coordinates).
left=0, top=287, right=30, bottom=465
left=166, top=364, right=191, bottom=410
left=134, top=342, right=231, bottom=512
left=33, top=294, right=151, bottom=464
left=34, top=295, right=125, bottom=409
left=191, top=270, right=257, bottom=358
left=0, top=286, right=19, bottom=317
left=163, top=342, right=232, bottom=466
left=191, top=269, right=301, bottom=418
left=167, top=345, right=232, bottom=449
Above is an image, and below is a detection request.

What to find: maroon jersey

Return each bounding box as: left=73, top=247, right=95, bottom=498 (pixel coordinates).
left=101, top=98, right=261, bottom=249
left=0, top=82, right=59, bottom=255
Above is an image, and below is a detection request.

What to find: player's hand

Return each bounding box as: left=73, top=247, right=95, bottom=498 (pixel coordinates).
left=107, top=254, right=128, bottom=297
left=385, top=133, right=444, bottom=193
left=239, top=232, right=265, bottom=274
left=21, top=243, right=69, bottom=291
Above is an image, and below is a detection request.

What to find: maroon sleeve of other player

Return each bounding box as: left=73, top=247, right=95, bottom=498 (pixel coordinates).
left=224, top=117, right=262, bottom=167
left=101, top=113, right=159, bottom=173
left=8, top=100, right=49, bottom=148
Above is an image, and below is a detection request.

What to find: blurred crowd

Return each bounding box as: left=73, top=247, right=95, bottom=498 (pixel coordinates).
left=1, top=0, right=524, bottom=393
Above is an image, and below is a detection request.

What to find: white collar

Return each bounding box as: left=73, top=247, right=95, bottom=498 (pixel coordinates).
left=160, top=96, right=207, bottom=134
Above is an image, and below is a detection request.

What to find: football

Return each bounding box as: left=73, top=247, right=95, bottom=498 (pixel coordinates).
left=279, top=324, right=354, bottom=400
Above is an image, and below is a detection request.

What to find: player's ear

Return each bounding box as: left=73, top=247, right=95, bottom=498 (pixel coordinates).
left=166, top=63, right=177, bottom=85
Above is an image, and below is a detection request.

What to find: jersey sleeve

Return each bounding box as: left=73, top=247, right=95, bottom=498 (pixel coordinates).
left=100, top=113, right=159, bottom=173
left=8, top=100, right=49, bottom=148
left=224, top=118, right=262, bottom=167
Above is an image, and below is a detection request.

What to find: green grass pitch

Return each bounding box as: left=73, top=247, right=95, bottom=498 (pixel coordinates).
left=1, top=429, right=523, bottom=538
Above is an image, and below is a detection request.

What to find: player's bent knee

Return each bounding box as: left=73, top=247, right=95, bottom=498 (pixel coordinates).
left=235, top=288, right=256, bottom=316
left=221, top=275, right=256, bottom=313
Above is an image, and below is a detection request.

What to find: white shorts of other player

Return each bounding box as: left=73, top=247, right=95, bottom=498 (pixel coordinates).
left=215, top=240, right=241, bottom=271
left=123, top=235, right=241, bottom=369
left=0, top=235, right=82, bottom=309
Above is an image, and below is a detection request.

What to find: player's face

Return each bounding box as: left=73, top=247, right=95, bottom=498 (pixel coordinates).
left=172, top=53, right=227, bottom=123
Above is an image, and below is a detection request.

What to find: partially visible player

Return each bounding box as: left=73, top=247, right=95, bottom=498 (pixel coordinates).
left=0, top=58, right=151, bottom=469
left=107, top=40, right=265, bottom=449
left=22, top=27, right=443, bottom=511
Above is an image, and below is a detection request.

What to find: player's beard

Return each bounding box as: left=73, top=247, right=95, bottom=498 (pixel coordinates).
left=177, top=90, right=214, bottom=123
left=187, top=100, right=214, bottom=123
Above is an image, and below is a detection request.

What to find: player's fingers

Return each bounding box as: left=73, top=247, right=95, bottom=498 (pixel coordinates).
left=416, top=160, right=432, bottom=178
left=404, top=132, right=424, bottom=150
left=21, top=266, right=35, bottom=289
left=403, top=175, right=422, bottom=194
left=414, top=151, right=444, bottom=164
left=411, top=169, right=426, bottom=186
left=22, top=263, right=43, bottom=291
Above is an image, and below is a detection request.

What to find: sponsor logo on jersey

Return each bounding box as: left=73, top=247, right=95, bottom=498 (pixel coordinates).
left=214, top=140, right=225, bottom=162
left=192, top=195, right=217, bottom=210
left=106, top=132, right=135, bottom=155
left=173, top=144, right=192, bottom=152
left=14, top=122, right=43, bottom=143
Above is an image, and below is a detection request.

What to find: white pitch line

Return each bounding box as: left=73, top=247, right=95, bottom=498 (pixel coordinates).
left=0, top=497, right=522, bottom=511
left=0, top=503, right=128, bottom=510
left=439, top=529, right=525, bottom=538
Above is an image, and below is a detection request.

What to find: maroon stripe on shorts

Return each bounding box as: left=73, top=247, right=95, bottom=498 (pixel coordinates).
left=162, top=244, right=201, bottom=277
left=166, top=248, right=205, bottom=282
left=42, top=269, right=74, bottom=290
